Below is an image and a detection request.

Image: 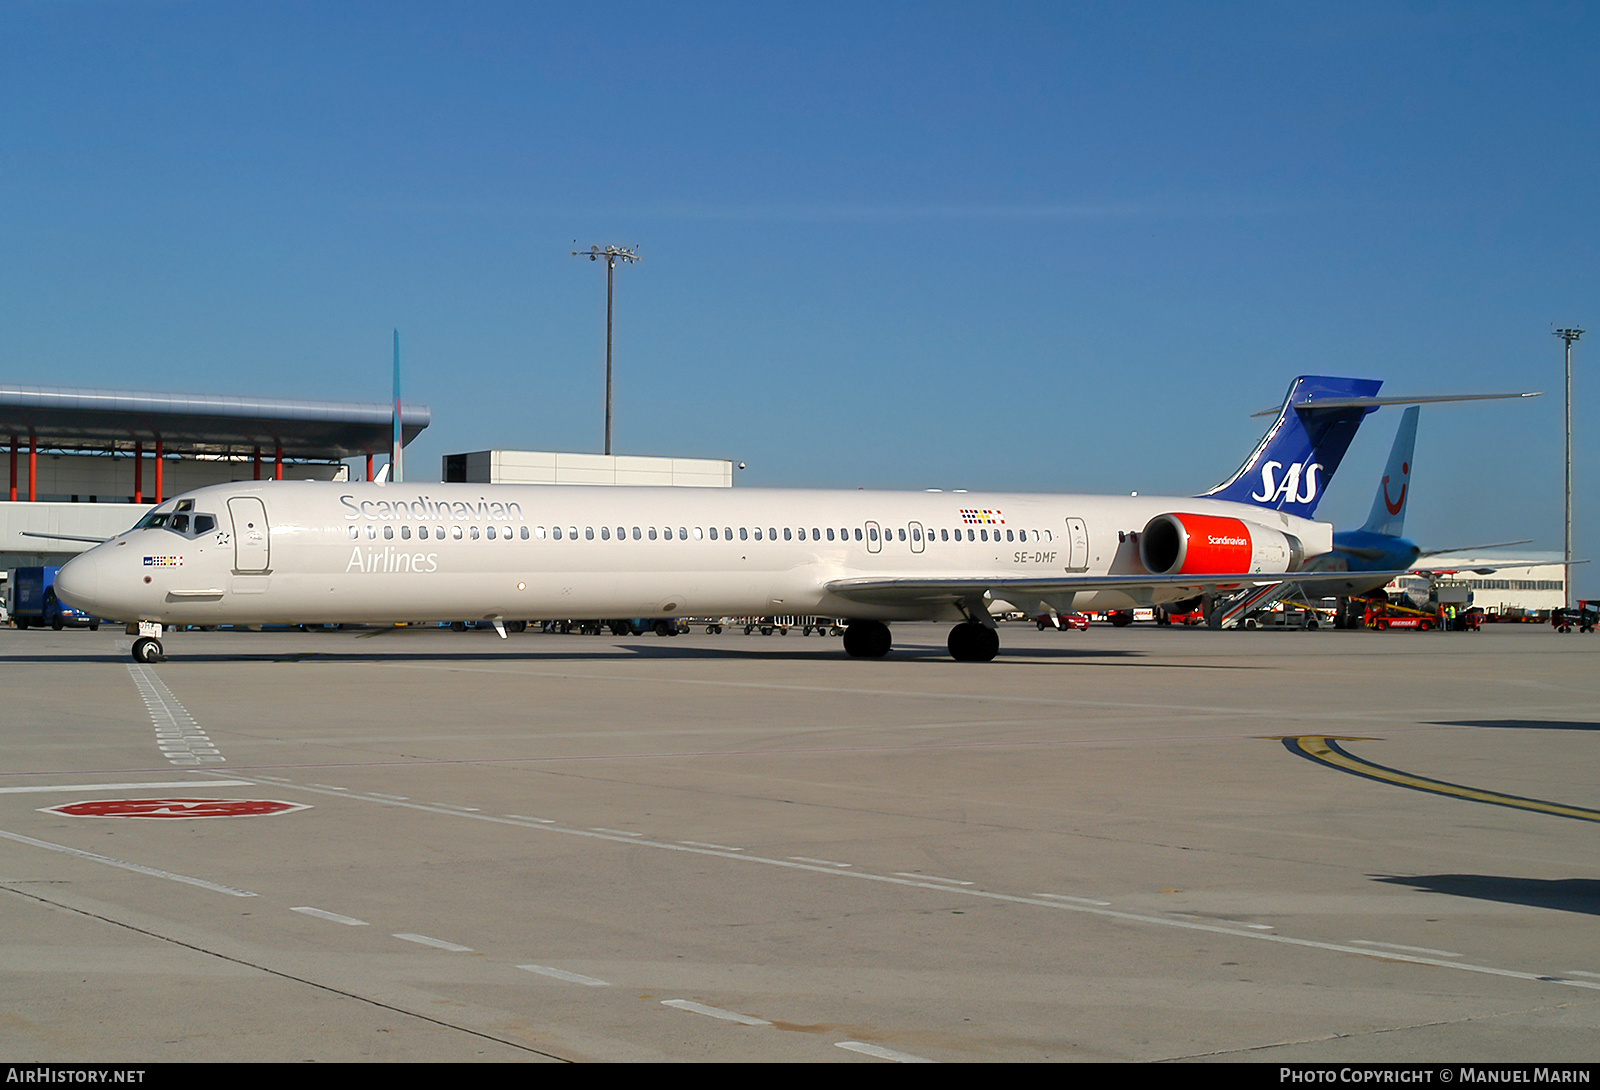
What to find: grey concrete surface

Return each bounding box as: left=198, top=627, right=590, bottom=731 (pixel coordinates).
left=1, top=621, right=1595, bottom=1062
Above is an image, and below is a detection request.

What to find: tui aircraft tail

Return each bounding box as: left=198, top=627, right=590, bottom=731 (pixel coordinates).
left=1361, top=406, right=1418, bottom=536
left=1197, top=375, right=1383, bottom=519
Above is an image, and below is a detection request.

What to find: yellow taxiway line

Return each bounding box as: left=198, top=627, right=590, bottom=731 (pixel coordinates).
left=1280, top=735, right=1600, bottom=824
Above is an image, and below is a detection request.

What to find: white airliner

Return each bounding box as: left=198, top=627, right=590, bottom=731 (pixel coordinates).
left=56, top=375, right=1427, bottom=664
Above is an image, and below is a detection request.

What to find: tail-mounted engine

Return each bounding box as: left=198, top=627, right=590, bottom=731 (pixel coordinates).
left=1139, top=513, right=1303, bottom=576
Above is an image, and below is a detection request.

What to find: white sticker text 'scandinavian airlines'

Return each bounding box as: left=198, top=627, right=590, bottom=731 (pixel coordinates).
left=58, top=375, right=1416, bottom=663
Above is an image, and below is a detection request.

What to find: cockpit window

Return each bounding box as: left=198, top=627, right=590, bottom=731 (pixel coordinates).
left=136, top=509, right=218, bottom=537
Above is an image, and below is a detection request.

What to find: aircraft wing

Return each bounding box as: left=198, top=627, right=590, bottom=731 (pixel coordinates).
left=824, top=570, right=1415, bottom=609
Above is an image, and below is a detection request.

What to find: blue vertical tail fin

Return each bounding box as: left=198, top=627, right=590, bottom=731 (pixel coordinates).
left=1361, top=405, right=1418, bottom=536
left=1197, top=375, right=1383, bottom=519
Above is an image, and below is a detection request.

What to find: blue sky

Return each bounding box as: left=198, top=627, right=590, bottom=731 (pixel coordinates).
left=3, top=2, right=1596, bottom=593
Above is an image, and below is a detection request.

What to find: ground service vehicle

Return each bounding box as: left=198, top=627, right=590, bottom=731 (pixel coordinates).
left=7, top=567, right=99, bottom=630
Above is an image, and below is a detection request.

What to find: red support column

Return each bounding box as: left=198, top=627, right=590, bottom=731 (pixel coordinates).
left=29, top=434, right=37, bottom=502
left=366, top=453, right=374, bottom=482
left=134, top=441, right=144, bottom=504
left=275, top=445, right=284, bottom=480
left=253, top=447, right=261, bottom=480
left=155, top=441, right=164, bottom=503
left=8, top=437, right=15, bottom=502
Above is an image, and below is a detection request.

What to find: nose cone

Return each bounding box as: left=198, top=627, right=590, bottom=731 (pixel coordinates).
left=54, top=549, right=103, bottom=614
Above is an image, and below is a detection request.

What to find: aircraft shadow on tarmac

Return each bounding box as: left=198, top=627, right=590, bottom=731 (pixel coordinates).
left=1430, top=719, right=1600, bottom=732
left=1373, top=874, right=1600, bottom=917
left=0, top=643, right=1169, bottom=666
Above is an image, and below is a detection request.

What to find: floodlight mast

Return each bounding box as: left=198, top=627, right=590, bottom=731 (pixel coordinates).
left=1555, top=328, right=1583, bottom=608
left=572, top=245, right=641, bottom=455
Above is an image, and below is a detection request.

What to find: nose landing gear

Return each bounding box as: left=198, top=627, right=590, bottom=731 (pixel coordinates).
left=131, top=637, right=165, bottom=664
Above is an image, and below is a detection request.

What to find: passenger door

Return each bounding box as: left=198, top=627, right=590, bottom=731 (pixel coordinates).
left=228, top=497, right=270, bottom=572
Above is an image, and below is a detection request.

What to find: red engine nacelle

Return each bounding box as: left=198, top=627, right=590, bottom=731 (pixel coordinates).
left=1138, top=513, right=1303, bottom=576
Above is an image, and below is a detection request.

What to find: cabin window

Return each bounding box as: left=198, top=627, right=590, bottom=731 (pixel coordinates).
left=693, top=527, right=704, bottom=540
left=452, top=526, right=463, bottom=540
left=470, top=526, right=480, bottom=540
left=868, top=527, right=879, bottom=542
left=401, top=525, right=412, bottom=540
left=783, top=527, right=792, bottom=541
left=648, top=527, right=657, bottom=540
left=708, top=527, right=717, bottom=540
left=632, top=526, right=642, bottom=540
left=486, top=525, right=497, bottom=540
left=552, top=526, right=562, bottom=540
left=569, top=526, right=578, bottom=540
left=826, top=528, right=834, bottom=541
left=678, top=527, right=687, bottom=540
left=417, top=526, right=428, bottom=540
left=586, top=527, right=594, bottom=540
left=740, top=527, right=749, bottom=540
left=601, top=526, right=611, bottom=540
left=367, top=525, right=378, bottom=540
left=348, top=526, right=359, bottom=540
left=383, top=525, right=394, bottom=540
left=521, top=526, right=529, bottom=540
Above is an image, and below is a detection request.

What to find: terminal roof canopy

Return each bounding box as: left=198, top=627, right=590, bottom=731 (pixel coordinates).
left=0, top=385, right=430, bottom=460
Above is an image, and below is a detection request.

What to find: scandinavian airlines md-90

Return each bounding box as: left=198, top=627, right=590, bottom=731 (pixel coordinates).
left=56, top=375, right=1434, bottom=663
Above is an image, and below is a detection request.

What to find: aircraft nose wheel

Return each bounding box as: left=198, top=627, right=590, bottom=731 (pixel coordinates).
left=131, top=637, right=164, bottom=664
left=947, top=622, right=999, bottom=662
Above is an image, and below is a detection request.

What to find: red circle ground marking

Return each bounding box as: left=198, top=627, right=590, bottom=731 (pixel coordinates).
left=47, top=798, right=306, bottom=818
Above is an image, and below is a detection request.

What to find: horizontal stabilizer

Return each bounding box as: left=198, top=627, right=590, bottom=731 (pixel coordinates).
left=1252, top=391, right=1539, bottom=417
left=20, top=531, right=110, bottom=544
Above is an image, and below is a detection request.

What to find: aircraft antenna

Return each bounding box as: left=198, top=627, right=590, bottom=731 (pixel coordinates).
left=1555, top=327, right=1584, bottom=607
left=392, top=328, right=404, bottom=484
left=572, top=245, right=641, bottom=455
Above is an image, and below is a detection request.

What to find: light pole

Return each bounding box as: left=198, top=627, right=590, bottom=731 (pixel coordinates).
left=572, top=245, right=640, bottom=455
left=1555, top=327, right=1583, bottom=608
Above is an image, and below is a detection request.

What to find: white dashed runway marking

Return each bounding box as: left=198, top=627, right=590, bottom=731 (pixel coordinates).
left=518, top=964, right=611, bottom=986
left=662, top=999, right=770, bottom=1025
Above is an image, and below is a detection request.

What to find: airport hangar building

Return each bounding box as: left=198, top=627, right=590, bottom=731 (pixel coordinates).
left=0, top=384, right=733, bottom=572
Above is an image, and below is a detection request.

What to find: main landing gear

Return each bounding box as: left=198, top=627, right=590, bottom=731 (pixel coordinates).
left=841, top=619, right=1003, bottom=662
left=947, top=621, right=999, bottom=662
left=842, top=620, right=892, bottom=658
left=131, top=637, right=164, bottom=663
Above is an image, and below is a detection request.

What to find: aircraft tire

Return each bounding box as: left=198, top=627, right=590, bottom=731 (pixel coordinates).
left=131, top=637, right=163, bottom=664
left=843, top=620, right=891, bottom=659
left=947, top=622, right=999, bottom=662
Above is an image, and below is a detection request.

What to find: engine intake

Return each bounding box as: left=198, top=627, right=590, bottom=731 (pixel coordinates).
left=1139, top=513, right=1303, bottom=576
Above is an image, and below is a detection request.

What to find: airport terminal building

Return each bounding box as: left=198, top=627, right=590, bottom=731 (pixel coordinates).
left=0, top=385, right=428, bottom=568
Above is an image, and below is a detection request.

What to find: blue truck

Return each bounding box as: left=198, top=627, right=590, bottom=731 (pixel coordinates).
left=7, top=567, right=100, bottom=630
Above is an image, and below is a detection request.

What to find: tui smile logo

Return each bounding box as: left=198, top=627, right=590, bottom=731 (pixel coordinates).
left=1383, top=462, right=1409, bottom=515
